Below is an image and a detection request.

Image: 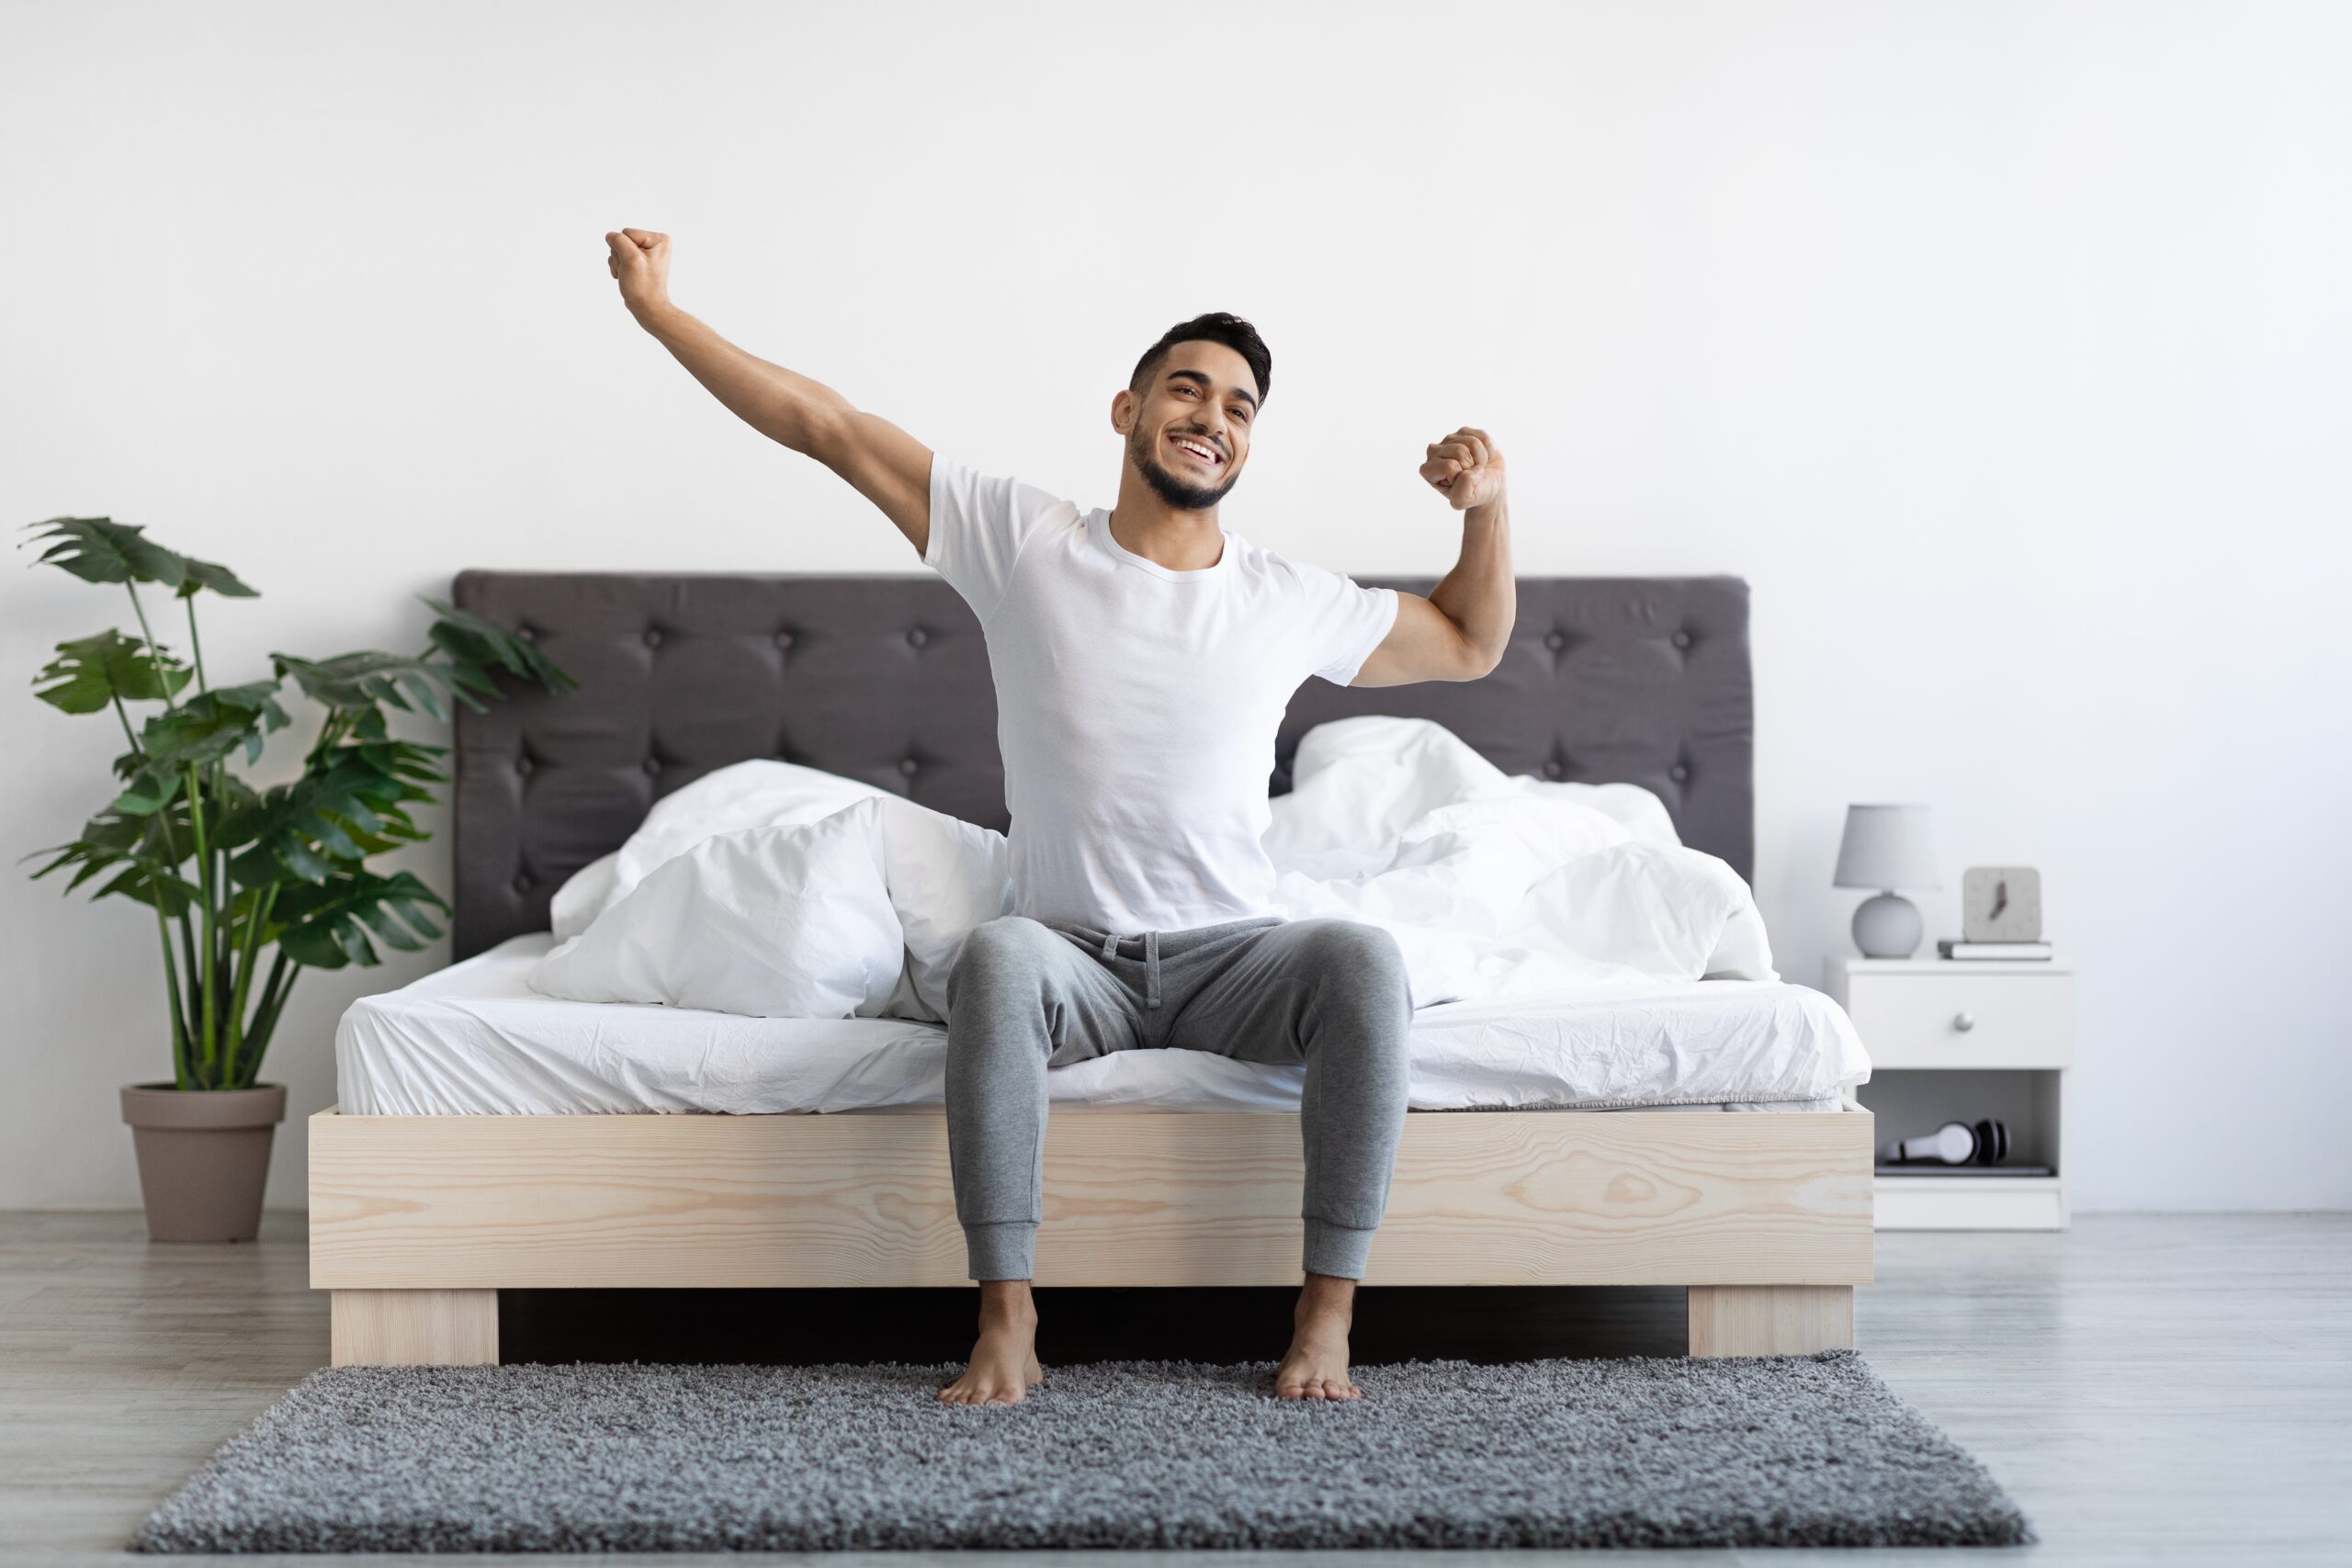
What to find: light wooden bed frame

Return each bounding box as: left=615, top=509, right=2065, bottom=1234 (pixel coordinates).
left=311, top=1103, right=1872, bottom=1363
left=312, top=1100, right=1871, bottom=1363
left=310, top=571, right=1872, bottom=1364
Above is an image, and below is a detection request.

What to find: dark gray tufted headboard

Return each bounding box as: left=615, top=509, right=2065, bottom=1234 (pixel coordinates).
left=450, top=571, right=1753, bottom=959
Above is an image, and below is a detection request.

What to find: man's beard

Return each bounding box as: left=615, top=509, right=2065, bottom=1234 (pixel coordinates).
left=1128, top=423, right=1240, bottom=511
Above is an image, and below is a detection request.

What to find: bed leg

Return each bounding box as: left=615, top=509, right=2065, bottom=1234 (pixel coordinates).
left=330, top=1289, right=500, bottom=1366
left=1686, top=1285, right=1853, bottom=1357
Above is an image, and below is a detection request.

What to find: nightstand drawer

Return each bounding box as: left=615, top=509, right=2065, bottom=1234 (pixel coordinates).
left=1842, top=972, right=2074, bottom=1068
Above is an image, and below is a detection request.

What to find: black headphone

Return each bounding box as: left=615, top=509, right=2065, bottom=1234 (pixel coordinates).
left=1887, top=1117, right=2010, bottom=1167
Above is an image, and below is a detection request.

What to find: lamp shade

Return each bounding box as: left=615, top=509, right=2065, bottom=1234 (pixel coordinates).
left=1833, top=804, right=1940, bottom=891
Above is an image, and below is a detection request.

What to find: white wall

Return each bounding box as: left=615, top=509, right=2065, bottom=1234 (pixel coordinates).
left=5, top=0, right=2346, bottom=1213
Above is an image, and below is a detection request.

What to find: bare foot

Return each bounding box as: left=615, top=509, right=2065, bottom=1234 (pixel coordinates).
left=938, top=1283, right=1045, bottom=1406
left=1273, top=1273, right=1362, bottom=1401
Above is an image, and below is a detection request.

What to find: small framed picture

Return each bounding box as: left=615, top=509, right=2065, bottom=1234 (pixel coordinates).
left=1962, top=866, right=2042, bottom=942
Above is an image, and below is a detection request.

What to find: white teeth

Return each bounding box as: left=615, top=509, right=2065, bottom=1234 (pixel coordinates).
left=1174, top=438, right=1218, bottom=463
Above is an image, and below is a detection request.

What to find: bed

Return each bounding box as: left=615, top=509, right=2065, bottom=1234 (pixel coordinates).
left=309, top=571, right=1874, bottom=1366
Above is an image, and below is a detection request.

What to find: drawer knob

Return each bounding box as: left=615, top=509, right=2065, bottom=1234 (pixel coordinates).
left=1952, top=1010, right=1976, bottom=1032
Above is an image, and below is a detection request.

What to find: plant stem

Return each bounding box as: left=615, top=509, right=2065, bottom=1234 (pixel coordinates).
left=184, top=762, right=219, bottom=1080
left=245, top=951, right=297, bottom=1086
left=212, top=768, right=231, bottom=1040
left=124, top=581, right=218, bottom=1082
left=186, top=598, right=232, bottom=1005
left=107, top=693, right=142, bottom=757
left=155, top=909, right=190, bottom=1090
left=262, top=966, right=299, bottom=1082
left=110, top=690, right=196, bottom=951
left=305, top=707, right=346, bottom=772
left=220, top=886, right=277, bottom=1089
left=116, top=683, right=187, bottom=1008
left=184, top=597, right=209, bottom=695
left=175, top=912, right=204, bottom=1082
left=114, top=688, right=203, bottom=1082
left=123, top=582, right=178, bottom=712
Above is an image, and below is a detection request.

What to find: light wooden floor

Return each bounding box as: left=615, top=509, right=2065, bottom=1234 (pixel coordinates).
left=1, top=1211, right=2344, bottom=1566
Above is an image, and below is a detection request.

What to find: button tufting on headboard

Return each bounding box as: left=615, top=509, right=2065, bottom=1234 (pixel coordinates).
left=450, top=571, right=1753, bottom=958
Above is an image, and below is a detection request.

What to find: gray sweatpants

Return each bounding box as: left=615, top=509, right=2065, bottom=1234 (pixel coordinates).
left=943, top=912, right=1414, bottom=1282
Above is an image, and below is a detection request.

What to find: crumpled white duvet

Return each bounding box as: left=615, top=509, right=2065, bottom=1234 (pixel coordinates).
left=528, top=716, right=1778, bottom=1019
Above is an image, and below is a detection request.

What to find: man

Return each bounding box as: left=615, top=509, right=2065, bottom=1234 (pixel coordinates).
left=605, top=227, right=1514, bottom=1406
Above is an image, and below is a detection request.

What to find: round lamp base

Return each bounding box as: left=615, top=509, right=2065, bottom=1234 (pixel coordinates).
left=1852, top=892, right=1923, bottom=959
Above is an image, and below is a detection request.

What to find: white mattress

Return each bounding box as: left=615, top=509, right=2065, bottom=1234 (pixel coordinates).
left=335, top=934, right=1870, bottom=1116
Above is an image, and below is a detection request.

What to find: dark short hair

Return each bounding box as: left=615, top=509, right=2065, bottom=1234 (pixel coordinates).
left=1129, top=312, right=1272, bottom=409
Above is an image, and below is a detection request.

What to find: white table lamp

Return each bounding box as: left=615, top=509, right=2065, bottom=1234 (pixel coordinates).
left=1834, top=804, right=1940, bottom=958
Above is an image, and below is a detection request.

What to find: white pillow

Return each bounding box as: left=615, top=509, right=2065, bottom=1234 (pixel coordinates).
left=604, top=761, right=891, bottom=923
left=1267, top=716, right=1510, bottom=878
left=548, top=852, right=619, bottom=943
left=1266, top=716, right=1684, bottom=875
left=544, top=761, right=891, bottom=942
left=1396, top=795, right=1634, bottom=863
left=1274, top=793, right=1634, bottom=940
left=1517, top=841, right=1779, bottom=983
left=1506, top=778, right=1682, bottom=848
left=528, top=810, right=904, bottom=1019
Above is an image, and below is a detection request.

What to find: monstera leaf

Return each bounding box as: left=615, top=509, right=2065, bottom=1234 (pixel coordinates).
left=25, top=516, right=190, bottom=587
left=422, top=596, right=578, bottom=704
left=272, top=650, right=469, bottom=722
left=217, top=741, right=443, bottom=886
left=111, top=682, right=292, bottom=816
left=175, top=555, right=257, bottom=599
left=27, top=808, right=206, bottom=916
left=33, top=629, right=192, bottom=714
left=22, top=517, right=254, bottom=596
left=272, top=870, right=448, bottom=968
left=142, top=682, right=289, bottom=766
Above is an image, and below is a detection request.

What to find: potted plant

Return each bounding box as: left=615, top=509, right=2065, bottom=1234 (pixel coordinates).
left=20, top=516, right=574, bottom=1242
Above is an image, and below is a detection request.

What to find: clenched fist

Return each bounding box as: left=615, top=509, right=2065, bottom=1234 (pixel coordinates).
left=1420, top=427, right=1506, bottom=511
left=605, top=228, right=673, bottom=319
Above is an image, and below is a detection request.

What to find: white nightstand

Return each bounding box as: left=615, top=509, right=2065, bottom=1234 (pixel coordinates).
left=1825, top=954, right=2075, bottom=1231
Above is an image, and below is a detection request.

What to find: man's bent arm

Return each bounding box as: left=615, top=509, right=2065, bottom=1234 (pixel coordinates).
left=1427, top=493, right=1516, bottom=671
left=1353, top=427, right=1516, bottom=686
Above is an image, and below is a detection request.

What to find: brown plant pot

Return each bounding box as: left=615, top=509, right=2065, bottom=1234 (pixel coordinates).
left=119, top=1082, right=288, bottom=1243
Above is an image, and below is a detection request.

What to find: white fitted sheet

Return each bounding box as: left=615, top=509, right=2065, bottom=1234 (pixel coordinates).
left=335, top=934, right=1870, bottom=1116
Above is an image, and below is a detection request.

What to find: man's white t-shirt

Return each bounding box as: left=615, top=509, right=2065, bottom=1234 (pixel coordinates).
left=923, top=454, right=1399, bottom=936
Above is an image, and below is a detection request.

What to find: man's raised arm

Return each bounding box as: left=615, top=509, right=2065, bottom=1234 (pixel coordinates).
left=605, top=228, right=933, bottom=557
left=1351, top=427, right=1515, bottom=687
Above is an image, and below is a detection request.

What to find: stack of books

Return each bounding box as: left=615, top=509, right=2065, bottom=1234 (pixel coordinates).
left=1936, top=939, right=2053, bottom=960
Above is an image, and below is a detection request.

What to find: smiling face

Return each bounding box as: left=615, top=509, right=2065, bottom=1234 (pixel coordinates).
left=1114, top=339, right=1260, bottom=512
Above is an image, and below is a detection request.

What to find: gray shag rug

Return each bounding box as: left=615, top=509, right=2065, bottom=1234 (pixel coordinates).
left=132, top=1351, right=2030, bottom=1552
